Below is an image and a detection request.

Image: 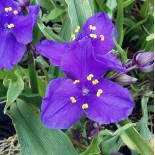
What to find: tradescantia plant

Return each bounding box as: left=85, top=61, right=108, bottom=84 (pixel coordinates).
left=0, top=0, right=154, bottom=155
left=37, top=13, right=134, bottom=129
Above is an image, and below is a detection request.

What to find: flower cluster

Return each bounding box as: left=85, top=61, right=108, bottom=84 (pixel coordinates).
left=37, top=12, right=135, bottom=129
left=0, top=0, right=39, bottom=69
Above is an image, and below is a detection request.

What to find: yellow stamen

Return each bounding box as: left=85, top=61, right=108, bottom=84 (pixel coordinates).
left=70, top=97, right=76, bottom=103
left=89, top=25, right=96, bottom=30
left=92, top=26, right=96, bottom=30
left=8, top=7, right=12, bottom=11
left=90, top=33, right=97, bottom=38
left=96, top=89, right=103, bottom=97
left=100, top=35, right=105, bottom=41
left=87, top=74, right=94, bottom=81
left=13, top=10, right=18, bottom=15
left=75, top=26, right=80, bottom=33
left=89, top=25, right=93, bottom=29
left=82, top=103, right=88, bottom=109
left=76, top=26, right=80, bottom=30
left=75, top=28, right=79, bottom=32
left=7, top=24, right=14, bottom=29
left=5, top=8, right=9, bottom=12
left=73, top=80, right=80, bottom=84
left=71, top=34, right=75, bottom=40
left=92, top=79, right=99, bottom=85
left=5, top=7, right=12, bottom=12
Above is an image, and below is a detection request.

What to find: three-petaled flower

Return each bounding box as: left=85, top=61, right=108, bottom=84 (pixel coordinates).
left=0, top=0, right=40, bottom=69
left=37, top=12, right=134, bottom=129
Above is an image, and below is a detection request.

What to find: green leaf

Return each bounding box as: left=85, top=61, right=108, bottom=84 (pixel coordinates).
left=36, top=56, right=50, bottom=83
left=36, top=56, right=49, bottom=68
left=138, top=92, right=154, bottom=142
left=7, top=99, right=77, bottom=155
left=0, top=70, right=6, bottom=80
left=42, top=8, right=66, bottom=23
left=60, top=14, right=72, bottom=41
left=65, top=0, right=79, bottom=32
left=118, top=119, right=154, bottom=155
left=28, top=58, right=39, bottom=94
left=37, top=0, right=54, bottom=10
left=146, top=33, right=154, bottom=41
left=116, top=0, right=124, bottom=46
left=123, top=0, right=135, bottom=8
left=101, top=135, right=123, bottom=155
left=3, top=71, right=24, bottom=113
left=65, top=0, right=94, bottom=34
left=19, top=93, right=42, bottom=108
left=37, top=20, right=64, bottom=42
left=106, top=0, right=117, bottom=19
left=32, top=24, right=42, bottom=45
left=20, top=67, right=46, bottom=97
left=94, top=0, right=109, bottom=13
left=125, top=17, right=148, bottom=35
left=0, top=84, right=7, bottom=98
left=36, top=75, right=46, bottom=97
left=80, top=123, right=133, bottom=155
left=74, top=0, right=94, bottom=26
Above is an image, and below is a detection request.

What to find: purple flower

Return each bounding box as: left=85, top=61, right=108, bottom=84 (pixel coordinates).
left=0, top=0, right=40, bottom=69
left=41, top=37, right=134, bottom=129
left=37, top=12, right=126, bottom=72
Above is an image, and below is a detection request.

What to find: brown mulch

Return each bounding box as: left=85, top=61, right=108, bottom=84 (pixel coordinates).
left=0, top=135, right=20, bottom=155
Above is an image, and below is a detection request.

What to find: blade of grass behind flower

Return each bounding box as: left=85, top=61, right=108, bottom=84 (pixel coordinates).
left=65, top=0, right=94, bottom=36
left=115, top=0, right=124, bottom=47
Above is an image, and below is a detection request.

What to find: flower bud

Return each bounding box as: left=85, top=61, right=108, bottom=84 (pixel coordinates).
left=71, top=129, right=81, bottom=139
left=133, top=51, right=154, bottom=73
left=123, top=59, right=134, bottom=68
left=88, top=128, right=100, bottom=140
left=115, top=74, right=137, bottom=86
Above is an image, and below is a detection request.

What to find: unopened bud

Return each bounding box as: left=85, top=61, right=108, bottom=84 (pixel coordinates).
left=133, top=51, right=154, bottom=73
left=115, top=74, right=137, bottom=86
left=71, top=129, right=81, bottom=139
left=88, top=128, right=100, bottom=140
left=123, top=59, right=134, bottom=68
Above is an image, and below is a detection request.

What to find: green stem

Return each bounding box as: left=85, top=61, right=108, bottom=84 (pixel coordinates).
left=118, top=119, right=153, bottom=155
left=28, top=58, right=38, bottom=93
